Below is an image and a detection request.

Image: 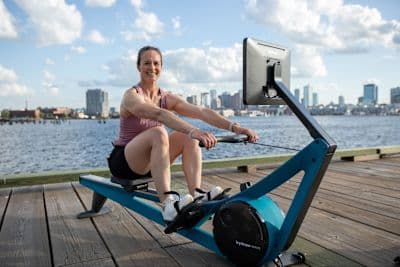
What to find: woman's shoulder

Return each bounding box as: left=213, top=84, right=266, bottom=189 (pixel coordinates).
left=123, top=86, right=141, bottom=97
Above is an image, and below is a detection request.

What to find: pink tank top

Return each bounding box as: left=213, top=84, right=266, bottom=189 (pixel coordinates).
left=114, top=86, right=168, bottom=146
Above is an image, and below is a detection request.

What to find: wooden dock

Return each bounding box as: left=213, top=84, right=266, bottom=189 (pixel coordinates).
left=0, top=155, right=399, bottom=266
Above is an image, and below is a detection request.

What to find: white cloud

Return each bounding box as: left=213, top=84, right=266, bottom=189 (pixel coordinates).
left=79, top=44, right=243, bottom=97
left=131, top=0, right=143, bottom=9
left=88, top=30, right=107, bottom=44
left=0, top=0, right=18, bottom=38
left=172, top=16, right=181, bottom=34
left=14, top=0, right=82, bottom=46
left=45, top=58, right=55, bottom=65
left=245, top=0, right=400, bottom=52
left=0, top=65, right=30, bottom=97
left=163, top=44, right=242, bottom=85
left=85, top=0, right=116, bottom=7
left=71, top=46, right=86, bottom=54
left=121, top=1, right=164, bottom=41
left=42, top=70, right=59, bottom=96
left=291, top=45, right=327, bottom=78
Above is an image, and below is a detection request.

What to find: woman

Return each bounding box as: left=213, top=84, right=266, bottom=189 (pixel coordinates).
left=108, top=46, right=259, bottom=223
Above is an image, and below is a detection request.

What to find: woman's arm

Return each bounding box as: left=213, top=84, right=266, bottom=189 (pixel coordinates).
left=121, top=89, right=218, bottom=148
left=167, top=93, right=259, bottom=142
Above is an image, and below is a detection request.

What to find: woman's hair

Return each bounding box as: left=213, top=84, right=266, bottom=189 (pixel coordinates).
left=137, top=46, right=163, bottom=67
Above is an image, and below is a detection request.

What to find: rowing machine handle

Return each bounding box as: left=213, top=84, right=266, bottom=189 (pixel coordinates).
left=199, top=134, right=249, bottom=147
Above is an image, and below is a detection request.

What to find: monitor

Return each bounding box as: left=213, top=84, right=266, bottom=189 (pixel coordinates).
left=243, top=37, right=290, bottom=105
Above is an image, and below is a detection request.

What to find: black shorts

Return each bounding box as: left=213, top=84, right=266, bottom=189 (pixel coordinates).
left=107, top=145, right=151, bottom=180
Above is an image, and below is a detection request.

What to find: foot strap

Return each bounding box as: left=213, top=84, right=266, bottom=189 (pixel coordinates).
left=164, top=198, right=204, bottom=234
left=195, top=187, right=232, bottom=201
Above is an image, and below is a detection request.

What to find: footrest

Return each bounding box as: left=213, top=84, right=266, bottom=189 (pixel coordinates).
left=111, top=176, right=153, bottom=192
left=164, top=198, right=204, bottom=234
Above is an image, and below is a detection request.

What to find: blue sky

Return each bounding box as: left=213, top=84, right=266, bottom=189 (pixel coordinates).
left=0, top=0, right=399, bottom=110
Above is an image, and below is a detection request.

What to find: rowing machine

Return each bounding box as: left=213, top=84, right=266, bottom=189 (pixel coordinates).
left=78, top=38, right=337, bottom=266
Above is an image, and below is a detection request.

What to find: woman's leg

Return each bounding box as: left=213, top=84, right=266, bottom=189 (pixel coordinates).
left=124, top=126, right=171, bottom=202
left=169, top=131, right=202, bottom=196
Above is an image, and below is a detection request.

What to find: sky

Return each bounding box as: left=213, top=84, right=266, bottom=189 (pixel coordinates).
left=0, top=0, right=399, bottom=110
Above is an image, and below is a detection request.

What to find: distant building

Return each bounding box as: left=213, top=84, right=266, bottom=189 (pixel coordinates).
left=9, top=109, right=40, bottom=120
left=210, top=89, right=218, bottom=109
left=294, top=88, right=300, bottom=102
left=86, top=89, right=109, bottom=118
left=338, top=95, right=345, bottom=106
left=186, top=95, right=198, bottom=105
left=232, top=91, right=242, bottom=110
left=390, top=87, right=400, bottom=104
left=312, top=92, right=318, bottom=106
left=219, top=92, right=232, bottom=108
left=363, top=83, right=378, bottom=105
left=303, top=85, right=310, bottom=107
left=200, top=92, right=210, bottom=108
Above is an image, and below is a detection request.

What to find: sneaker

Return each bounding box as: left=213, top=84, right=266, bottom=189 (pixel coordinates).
left=194, top=186, right=224, bottom=201
left=162, top=191, right=194, bottom=222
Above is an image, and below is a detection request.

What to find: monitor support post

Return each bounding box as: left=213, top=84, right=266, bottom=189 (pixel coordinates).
left=267, top=63, right=336, bottom=151
left=264, top=62, right=337, bottom=250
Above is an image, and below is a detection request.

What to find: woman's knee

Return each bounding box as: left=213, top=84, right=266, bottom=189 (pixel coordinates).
left=175, top=131, right=200, bottom=150
left=150, top=126, right=170, bottom=146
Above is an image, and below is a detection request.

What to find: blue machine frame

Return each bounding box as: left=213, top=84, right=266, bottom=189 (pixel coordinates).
left=79, top=44, right=337, bottom=266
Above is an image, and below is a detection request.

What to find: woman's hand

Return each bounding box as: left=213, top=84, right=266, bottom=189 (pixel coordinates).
left=190, top=129, right=217, bottom=149
left=232, top=124, right=259, bottom=143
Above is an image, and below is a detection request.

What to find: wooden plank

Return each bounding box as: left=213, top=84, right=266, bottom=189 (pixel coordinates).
left=128, top=210, right=191, bottom=248
left=277, top=193, right=400, bottom=267
left=329, top=161, right=400, bottom=179
left=255, top=168, right=400, bottom=217
left=44, top=183, right=113, bottom=267
left=0, top=187, right=11, bottom=225
left=165, top=242, right=233, bottom=267
left=0, top=185, right=52, bottom=266
left=248, top=169, right=400, bottom=233
left=73, top=182, right=180, bottom=267
left=354, top=160, right=400, bottom=175
left=271, top=182, right=400, bottom=235
left=325, top=169, right=400, bottom=192
left=290, top=237, right=362, bottom=267
left=378, top=145, right=400, bottom=155
left=362, top=157, right=400, bottom=168
left=219, top=165, right=400, bottom=224
left=341, top=154, right=381, bottom=162
left=67, top=258, right=115, bottom=267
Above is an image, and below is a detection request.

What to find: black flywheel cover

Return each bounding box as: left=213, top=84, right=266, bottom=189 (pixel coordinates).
left=213, top=201, right=269, bottom=266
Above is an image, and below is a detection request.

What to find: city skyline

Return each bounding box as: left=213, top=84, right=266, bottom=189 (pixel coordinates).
left=1, top=0, right=399, bottom=109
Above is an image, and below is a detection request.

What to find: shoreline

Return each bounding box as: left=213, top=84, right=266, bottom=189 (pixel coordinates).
left=2, top=145, right=399, bottom=188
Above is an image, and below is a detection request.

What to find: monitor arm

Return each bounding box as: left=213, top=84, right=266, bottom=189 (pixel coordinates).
left=267, top=63, right=336, bottom=152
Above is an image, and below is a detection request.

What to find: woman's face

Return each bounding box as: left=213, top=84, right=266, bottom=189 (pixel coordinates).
left=137, top=50, right=162, bottom=83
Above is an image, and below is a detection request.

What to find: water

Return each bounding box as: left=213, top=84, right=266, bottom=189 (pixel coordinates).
left=1, top=116, right=399, bottom=176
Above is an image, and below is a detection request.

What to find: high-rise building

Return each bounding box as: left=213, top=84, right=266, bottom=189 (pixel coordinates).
left=219, top=92, right=232, bottom=108
left=210, top=89, right=219, bottom=109
left=186, top=95, right=198, bottom=105
left=86, top=89, right=109, bottom=118
left=200, top=92, right=210, bottom=108
left=312, top=92, right=318, bottom=106
left=391, top=87, right=400, bottom=104
left=303, top=85, right=310, bottom=107
left=232, top=91, right=242, bottom=110
left=294, top=88, right=300, bottom=102
left=338, top=95, right=345, bottom=106
left=363, top=83, right=378, bottom=105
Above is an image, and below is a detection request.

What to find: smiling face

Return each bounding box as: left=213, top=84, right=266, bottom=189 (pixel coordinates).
left=137, top=49, right=162, bottom=83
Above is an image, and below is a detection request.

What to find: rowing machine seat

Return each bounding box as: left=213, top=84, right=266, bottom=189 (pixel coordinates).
left=111, top=176, right=153, bottom=192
